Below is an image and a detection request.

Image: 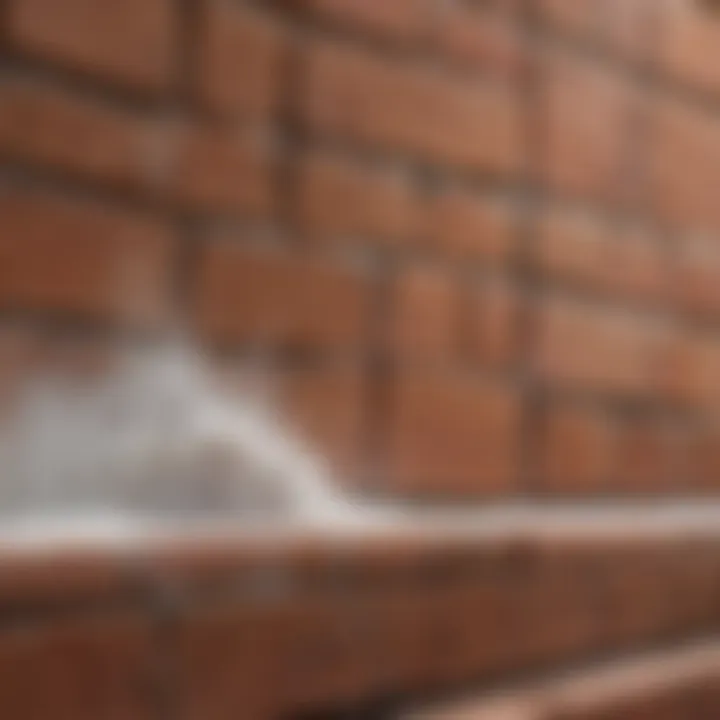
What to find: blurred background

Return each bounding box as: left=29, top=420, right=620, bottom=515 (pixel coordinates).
left=4, top=0, right=720, bottom=718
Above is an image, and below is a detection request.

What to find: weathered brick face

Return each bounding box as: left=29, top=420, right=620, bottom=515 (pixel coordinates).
left=6, top=6, right=720, bottom=720
left=2, top=0, right=720, bottom=501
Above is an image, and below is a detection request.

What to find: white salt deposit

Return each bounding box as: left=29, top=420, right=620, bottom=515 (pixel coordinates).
left=0, top=340, right=359, bottom=533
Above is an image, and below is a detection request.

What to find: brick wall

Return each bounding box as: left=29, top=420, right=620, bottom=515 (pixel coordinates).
left=4, top=1, right=720, bottom=718
left=3, top=522, right=720, bottom=719
left=4, top=0, right=720, bottom=501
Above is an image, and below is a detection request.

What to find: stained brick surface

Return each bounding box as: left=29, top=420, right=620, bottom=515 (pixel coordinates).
left=3, top=1, right=720, bottom=717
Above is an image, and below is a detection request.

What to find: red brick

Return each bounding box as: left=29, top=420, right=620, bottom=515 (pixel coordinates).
left=293, top=0, right=429, bottom=43
left=426, top=188, right=516, bottom=262
left=539, top=0, right=653, bottom=58
left=536, top=210, right=666, bottom=301
left=536, top=210, right=613, bottom=289
left=0, top=84, right=275, bottom=215
left=387, top=371, right=520, bottom=495
left=462, top=277, right=518, bottom=368
left=661, top=330, right=720, bottom=409
left=389, top=265, right=458, bottom=361
left=614, top=417, right=685, bottom=494
left=537, top=401, right=616, bottom=494
left=690, top=423, right=720, bottom=492
left=215, top=361, right=367, bottom=477
left=0, top=187, right=174, bottom=324
left=0, top=546, right=138, bottom=610
left=0, top=79, right=166, bottom=190
left=672, top=233, right=720, bottom=317
left=165, top=126, right=276, bottom=217
left=197, top=0, right=286, bottom=118
left=194, top=240, right=371, bottom=350
left=294, top=152, right=419, bottom=244
left=300, top=42, right=521, bottom=174
left=7, top=0, right=177, bottom=93
left=522, top=544, right=607, bottom=662
left=659, top=0, right=720, bottom=96
left=0, top=615, right=155, bottom=720
left=608, top=225, right=668, bottom=302
left=534, top=297, right=667, bottom=396
left=542, top=49, right=634, bottom=204
left=607, top=0, right=658, bottom=60
left=538, top=0, right=601, bottom=38
left=413, top=642, right=720, bottom=720
left=177, top=601, right=293, bottom=720
left=647, top=97, right=720, bottom=234
left=366, top=589, right=437, bottom=692
left=433, top=6, right=523, bottom=80
left=281, top=595, right=380, bottom=709
left=278, top=364, right=366, bottom=476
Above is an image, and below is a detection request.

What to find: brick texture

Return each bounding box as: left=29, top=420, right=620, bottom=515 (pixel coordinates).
left=0, top=614, right=156, bottom=719
left=390, top=265, right=458, bottom=361
left=5, top=2, right=720, bottom=719
left=1, top=528, right=720, bottom=718
left=659, top=0, right=720, bottom=96
left=299, top=41, right=521, bottom=174
left=0, top=0, right=717, bottom=496
left=165, top=126, right=276, bottom=217
left=0, top=80, right=165, bottom=190
left=6, top=0, right=178, bottom=93
left=0, top=187, right=174, bottom=324
left=196, top=0, right=287, bottom=118
left=537, top=401, right=616, bottom=494
left=541, top=48, right=635, bottom=205
left=294, top=152, right=420, bottom=245
left=386, top=371, right=520, bottom=495
left=194, top=240, right=371, bottom=350
left=426, top=189, right=517, bottom=262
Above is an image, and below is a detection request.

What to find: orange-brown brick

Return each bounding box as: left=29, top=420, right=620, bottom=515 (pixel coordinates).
left=0, top=614, right=156, bottom=720
left=279, top=364, right=367, bottom=478
left=165, top=126, right=276, bottom=218
left=539, top=0, right=654, bottom=59
left=536, top=210, right=666, bottom=301
left=426, top=188, right=516, bottom=263
left=537, top=401, right=616, bottom=494
left=0, top=187, right=174, bottom=324
left=462, top=277, right=518, bottom=368
left=648, top=96, right=720, bottom=234
left=534, top=297, right=668, bottom=396
left=176, top=600, right=293, bottom=720
left=535, top=210, right=613, bottom=290
left=386, top=370, right=520, bottom=496
left=215, top=360, right=366, bottom=478
left=537, top=0, right=601, bottom=38
left=196, top=0, right=287, bottom=118
left=433, top=4, right=523, bottom=80
left=0, top=80, right=166, bottom=191
left=661, top=329, right=720, bottom=409
left=541, top=48, right=635, bottom=205
left=294, top=152, right=419, bottom=245
left=613, top=416, right=686, bottom=494
left=6, top=0, right=178, bottom=93
left=292, top=0, right=429, bottom=44
left=389, top=265, right=458, bottom=361
left=690, top=422, right=720, bottom=492
left=658, top=0, right=720, bottom=96
left=672, top=233, right=720, bottom=317
left=299, top=41, right=521, bottom=174
left=194, top=240, right=371, bottom=350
